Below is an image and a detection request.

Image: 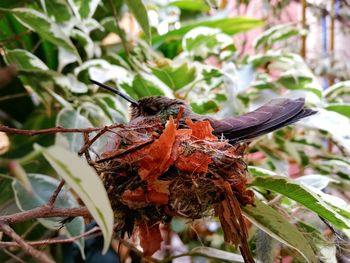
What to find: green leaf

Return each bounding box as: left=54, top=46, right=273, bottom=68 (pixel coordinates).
left=124, top=0, right=151, bottom=41
left=170, top=0, right=210, bottom=12
left=43, top=0, right=72, bottom=23
left=277, top=75, right=322, bottom=98
left=324, top=81, right=350, bottom=101
left=67, top=0, right=100, bottom=19
left=250, top=176, right=350, bottom=230
left=120, top=74, right=165, bottom=98
left=38, top=145, right=114, bottom=254
left=242, top=199, right=317, bottom=263
left=12, top=173, right=85, bottom=257
left=151, top=63, right=196, bottom=91
left=152, top=17, right=264, bottom=46
left=8, top=8, right=79, bottom=58
left=253, top=24, right=304, bottom=49
left=325, top=103, right=350, bottom=119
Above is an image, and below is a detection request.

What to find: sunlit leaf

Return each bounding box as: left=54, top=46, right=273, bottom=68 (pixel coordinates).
left=324, top=81, right=350, bottom=101
left=124, top=0, right=151, bottom=41
left=38, top=145, right=114, bottom=254
left=254, top=24, right=304, bottom=49
left=251, top=176, right=350, bottom=230
left=325, top=103, right=350, bottom=119
left=4, top=49, right=48, bottom=70
left=153, top=17, right=264, bottom=46
left=12, top=173, right=85, bottom=257
left=182, top=27, right=235, bottom=59
left=170, top=0, right=210, bottom=12
left=242, top=199, right=317, bottom=263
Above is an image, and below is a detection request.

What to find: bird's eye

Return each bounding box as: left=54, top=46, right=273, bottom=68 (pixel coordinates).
left=144, top=106, right=159, bottom=114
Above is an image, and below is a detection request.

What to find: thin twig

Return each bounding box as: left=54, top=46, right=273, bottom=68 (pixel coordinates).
left=3, top=249, right=26, bottom=263
left=0, top=226, right=101, bottom=248
left=0, top=222, right=54, bottom=263
left=0, top=93, right=29, bottom=102
left=47, top=180, right=65, bottom=207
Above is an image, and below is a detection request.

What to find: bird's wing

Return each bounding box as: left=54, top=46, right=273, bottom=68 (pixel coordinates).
left=210, top=98, right=316, bottom=143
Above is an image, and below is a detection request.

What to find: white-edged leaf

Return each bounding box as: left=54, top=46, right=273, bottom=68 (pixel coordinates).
left=55, top=108, right=93, bottom=153
left=10, top=8, right=79, bottom=58
left=12, top=173, right=85, bottom=257
left=325, top=103, right=350, bottom=119
left=74, top=59, right=133, bottom=86
left=242, top=199, right=317, bottom=263
left=37, top=145, right=114, bottom=254
left=71, top=29, right=94, bottom=59
left=324, top=81, right=350, bottom=100
left=251, top=176, right=350, bottom=230
left=296, top=174, right=332, bottom=190
left=67, top=0, right=100, bottom=20
left=4, top=49, right=48, bottom=70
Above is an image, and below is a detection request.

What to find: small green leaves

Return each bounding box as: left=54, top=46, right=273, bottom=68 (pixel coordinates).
left=243, top=199, right=317, bottom=263
left=39, top=145, right=114, bottom=254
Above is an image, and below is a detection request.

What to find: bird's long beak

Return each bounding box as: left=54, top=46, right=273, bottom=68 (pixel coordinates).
left=90, top=79, right=139, bottom=106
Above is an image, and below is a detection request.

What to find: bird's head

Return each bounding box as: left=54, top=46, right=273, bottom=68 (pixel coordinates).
left=90, top=79, right=189, bottom=121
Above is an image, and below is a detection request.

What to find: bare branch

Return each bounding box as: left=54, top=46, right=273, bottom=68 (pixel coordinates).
left=0, top=206, right=90, bottom=225
left=47, top=180, right=65, bottom=207
left=0, top=222, right=54, bottom=263
left=0, top=126, right=103, bottom=136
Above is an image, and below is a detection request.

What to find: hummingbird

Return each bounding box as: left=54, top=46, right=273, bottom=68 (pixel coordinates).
left=90, top=79, right=317, bottom=143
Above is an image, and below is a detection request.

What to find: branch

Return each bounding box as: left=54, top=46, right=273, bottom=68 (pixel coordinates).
left=0, top=222, right=54, bottom=263
left=0, top=126, right=104, bottom=136
left=47, top=180, right=65, bottom=207
left=0, top=226, right=101, bottom=248
left=0, top=206, right=90, bottom=225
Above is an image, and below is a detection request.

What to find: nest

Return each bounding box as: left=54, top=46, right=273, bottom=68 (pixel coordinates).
left=88, top=116, right=254, bottom=261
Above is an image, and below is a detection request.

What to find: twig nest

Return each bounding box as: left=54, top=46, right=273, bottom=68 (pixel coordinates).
left=90, top=117, right=254, bottom=258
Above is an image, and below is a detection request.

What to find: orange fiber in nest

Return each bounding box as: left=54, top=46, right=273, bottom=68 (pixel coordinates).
left=96, top=116, right=254, bottom=259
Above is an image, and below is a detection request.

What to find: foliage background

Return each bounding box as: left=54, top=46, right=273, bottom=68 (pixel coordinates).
left=1, top=0, right=350, bottom=262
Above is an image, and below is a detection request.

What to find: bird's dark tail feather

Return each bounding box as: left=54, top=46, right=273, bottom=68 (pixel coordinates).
left=211, top=98, right=317, bottom=143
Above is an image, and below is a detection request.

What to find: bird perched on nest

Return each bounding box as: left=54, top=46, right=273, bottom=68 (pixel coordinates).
left=90, top=79, right=317, bottom=143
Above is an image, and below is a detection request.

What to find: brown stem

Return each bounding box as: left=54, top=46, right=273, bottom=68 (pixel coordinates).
left=300, top=0, right=307, bottom=58
left=0, top=126, right=103, bottom=136
left=0, top=222, right=54, bottom=263
left=47, top=180, right=65, bottom=207
left=0, top=206, right=90, bottom=225
left=3, top=248, right=26, bottom=263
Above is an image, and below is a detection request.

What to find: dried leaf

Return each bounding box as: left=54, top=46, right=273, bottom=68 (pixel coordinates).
left=137, top=222, right=162, bottom=256
left=175, top=150, right=212, bottom=173
left=121, top=188, right=148, bottom=209
left=139, top=117, right=176, bottom=181
left=185, top=118, right=217, bottom=141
